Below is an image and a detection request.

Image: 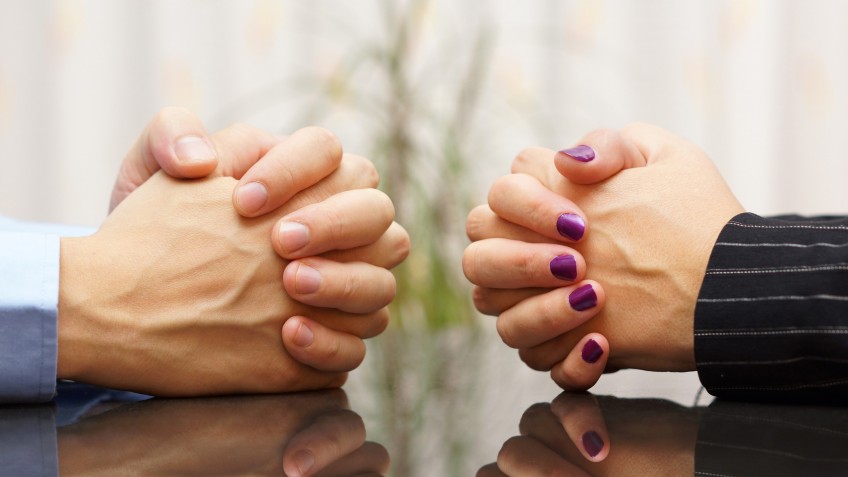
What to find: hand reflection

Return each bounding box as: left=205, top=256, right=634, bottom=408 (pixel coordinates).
left=481, top=392, right=848, bottom=476
left=57, top=390, right=389, bottom=477
left=479, top=393, right=701, bottom=476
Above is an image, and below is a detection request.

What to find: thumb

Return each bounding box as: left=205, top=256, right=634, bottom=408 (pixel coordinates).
left=554, top=127, right=647, bottom=185
left=110, top=107, right=218, bottom=211
left=618, top=121, right=689, bottom=165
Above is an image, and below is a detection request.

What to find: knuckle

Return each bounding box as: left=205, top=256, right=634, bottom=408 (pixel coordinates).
left=375, top=190, right=396, bottom=222
left=322, top=335, right=343, bottom=362
left=553, top=363, right=585, bottom=391
left=265, top=154, right=297, bottom=190
left=465, top=205, right=490, bottom=241
left=311, top=424, right=345, bottom=456
left=320, top=204, right=347, bottom=244
left=496, top=315, right=517, bottom=348
left=341, top=154, right=379, bottom=188
left=350, top=344, right=366, bottom=368
left=498, top=436, right=522, bottom=459
left=306, top=126, right=343, bottom=163
left=471, top=286, right=490, bottom=314
left=270, top=365, right=297, bottom=390
left=359, top=189, right=394, bottom=226
left=487, top=175, right=512, bottom=208
left=488, top=174, right=530, bottom=212
left=537, top=294, right=562, bottom=333
left=227, top=122, right=259, bottom=138
left=582, top=127, right=618, bottom=147
left=391, top=224, right=411, bottom=264
left=383, top=273, right=398, bottom=304
left=461, top=244, right=480, bottom=283
left=513, top=249, right=535, bottom=282
left=519, top=348, right=551, bottom=371
left=341, top=273, right=362, bottom=303
left=360, top=157, right=380, bottom=187
left=327, top=373, right=348, bottom=388
left=369, top=308, right=390, bottom=337
left=622, top=121, right=652, bottom=134
left=277, top=166, right=297, bottom=192
left=511, top=147, right=542, bottom=173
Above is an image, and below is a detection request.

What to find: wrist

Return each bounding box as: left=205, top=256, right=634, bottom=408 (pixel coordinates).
left=57, top=236, right=96, bottom=381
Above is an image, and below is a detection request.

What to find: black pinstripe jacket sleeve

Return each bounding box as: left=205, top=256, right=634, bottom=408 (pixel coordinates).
left=694, top=212, right=848, bottom=401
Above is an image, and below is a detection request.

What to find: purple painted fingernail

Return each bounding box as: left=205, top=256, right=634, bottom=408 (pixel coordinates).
left=556, top=213, right=585, bottom=241
left=550, top=255, right=577, bottom=281
left=559, top=145, right=595, bottom=163
left=582, top=338, right=604, bottom=364
left=569, top=284, right=597, bottom=311
left=582, top=430, right=605, bottom=457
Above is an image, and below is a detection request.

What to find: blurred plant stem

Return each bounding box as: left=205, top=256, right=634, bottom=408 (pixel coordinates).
left=280, top=0, right=495, bottom=474
left=369, top=1, right=493, bottom=474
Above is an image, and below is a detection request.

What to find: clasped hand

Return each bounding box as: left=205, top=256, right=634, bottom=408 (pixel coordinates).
left=465, top=123, right=743, bottom=390
left=57, top=108, right=410, bottom=396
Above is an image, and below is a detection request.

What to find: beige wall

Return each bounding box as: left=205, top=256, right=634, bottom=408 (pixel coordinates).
left=1, top=0, right=847, bottom=227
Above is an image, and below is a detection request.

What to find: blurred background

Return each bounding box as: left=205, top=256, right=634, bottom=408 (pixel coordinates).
left=1, top=1, right=846, bottom=475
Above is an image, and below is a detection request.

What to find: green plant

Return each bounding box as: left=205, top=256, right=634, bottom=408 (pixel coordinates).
left=289, top=1, right=495, bottom=474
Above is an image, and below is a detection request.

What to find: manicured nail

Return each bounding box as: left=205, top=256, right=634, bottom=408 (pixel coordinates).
left=294, top=263, right=322, bottom=294
left=582, top=338, right=604, bottom=364
left=582, top=430, right=605, bottom=457
left=235, top=182, right=268, bottom=215
left=569, top=284, right=597, bottom=311
left=556, top=213, right=585, bottom=241
left=279, top=222, right=310, bottom=253
left=559, top=145, right=595, bottom=163
left=550, top=254, right=577, bottom=281
left=292, top=449, right=315, bottom=477
left=292, top=320, right=314, bottom=347
left=174, top=135, right=215, bottom=163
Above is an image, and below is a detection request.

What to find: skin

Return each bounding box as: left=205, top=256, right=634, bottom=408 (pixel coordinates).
left=57, top=390, right=390, bottom=477
left=483, top=392, right=701, bottom=476
left=61, top=172, right=364, bottom=393
left=465, top=123, right=744, bottom=389
left=58, top=108, right=410, bottom=393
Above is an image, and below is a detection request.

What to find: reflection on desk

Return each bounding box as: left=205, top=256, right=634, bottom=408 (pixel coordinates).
left=0, top=385, right=388, bottom=477
left=479, top=393, right=848, bottom=476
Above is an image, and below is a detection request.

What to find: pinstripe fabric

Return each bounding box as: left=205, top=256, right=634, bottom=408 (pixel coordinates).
left=695, top=213, right=848, bottom=401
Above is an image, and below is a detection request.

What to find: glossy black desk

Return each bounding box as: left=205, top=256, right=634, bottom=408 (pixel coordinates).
left=2, top=377, right=846, bottom=476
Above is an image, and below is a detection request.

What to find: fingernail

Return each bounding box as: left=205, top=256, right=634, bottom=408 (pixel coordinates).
left=557, top=213, right=585, bottom=241
left=582, top=338, right=604, bottom=364
left=550, top=254, right=577, bottom=281
left=569, top=284, right=597, bottom=311
left=292, top=320, right=314, bottom=348
left=559, top=145, right=595, bottom=163
left=174, top=135, right=215, bottom=163
left=582, top=430, right=605, bottom=457
left=294, top=263, right=322, bottom=294
left=235, top=182, right=268, bottom=215
left=279, top=222, right=310, bottom=253
left=292, top=449, right=315, bottom=477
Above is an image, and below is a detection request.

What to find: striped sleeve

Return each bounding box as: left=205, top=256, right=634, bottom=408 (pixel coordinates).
left=694, top=212, right=848, bottom=401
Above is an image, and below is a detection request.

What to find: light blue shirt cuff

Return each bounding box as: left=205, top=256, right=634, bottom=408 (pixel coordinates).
left=0, top=231, right=61, bottom=402
left=0, top=217, right=95, bottom=403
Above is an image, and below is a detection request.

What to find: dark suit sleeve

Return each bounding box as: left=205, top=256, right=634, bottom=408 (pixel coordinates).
left=694, top=212, right=848, bottom=401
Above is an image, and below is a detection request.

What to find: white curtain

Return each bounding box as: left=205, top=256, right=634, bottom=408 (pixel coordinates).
left=1, top=0, right=846, bottom=226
